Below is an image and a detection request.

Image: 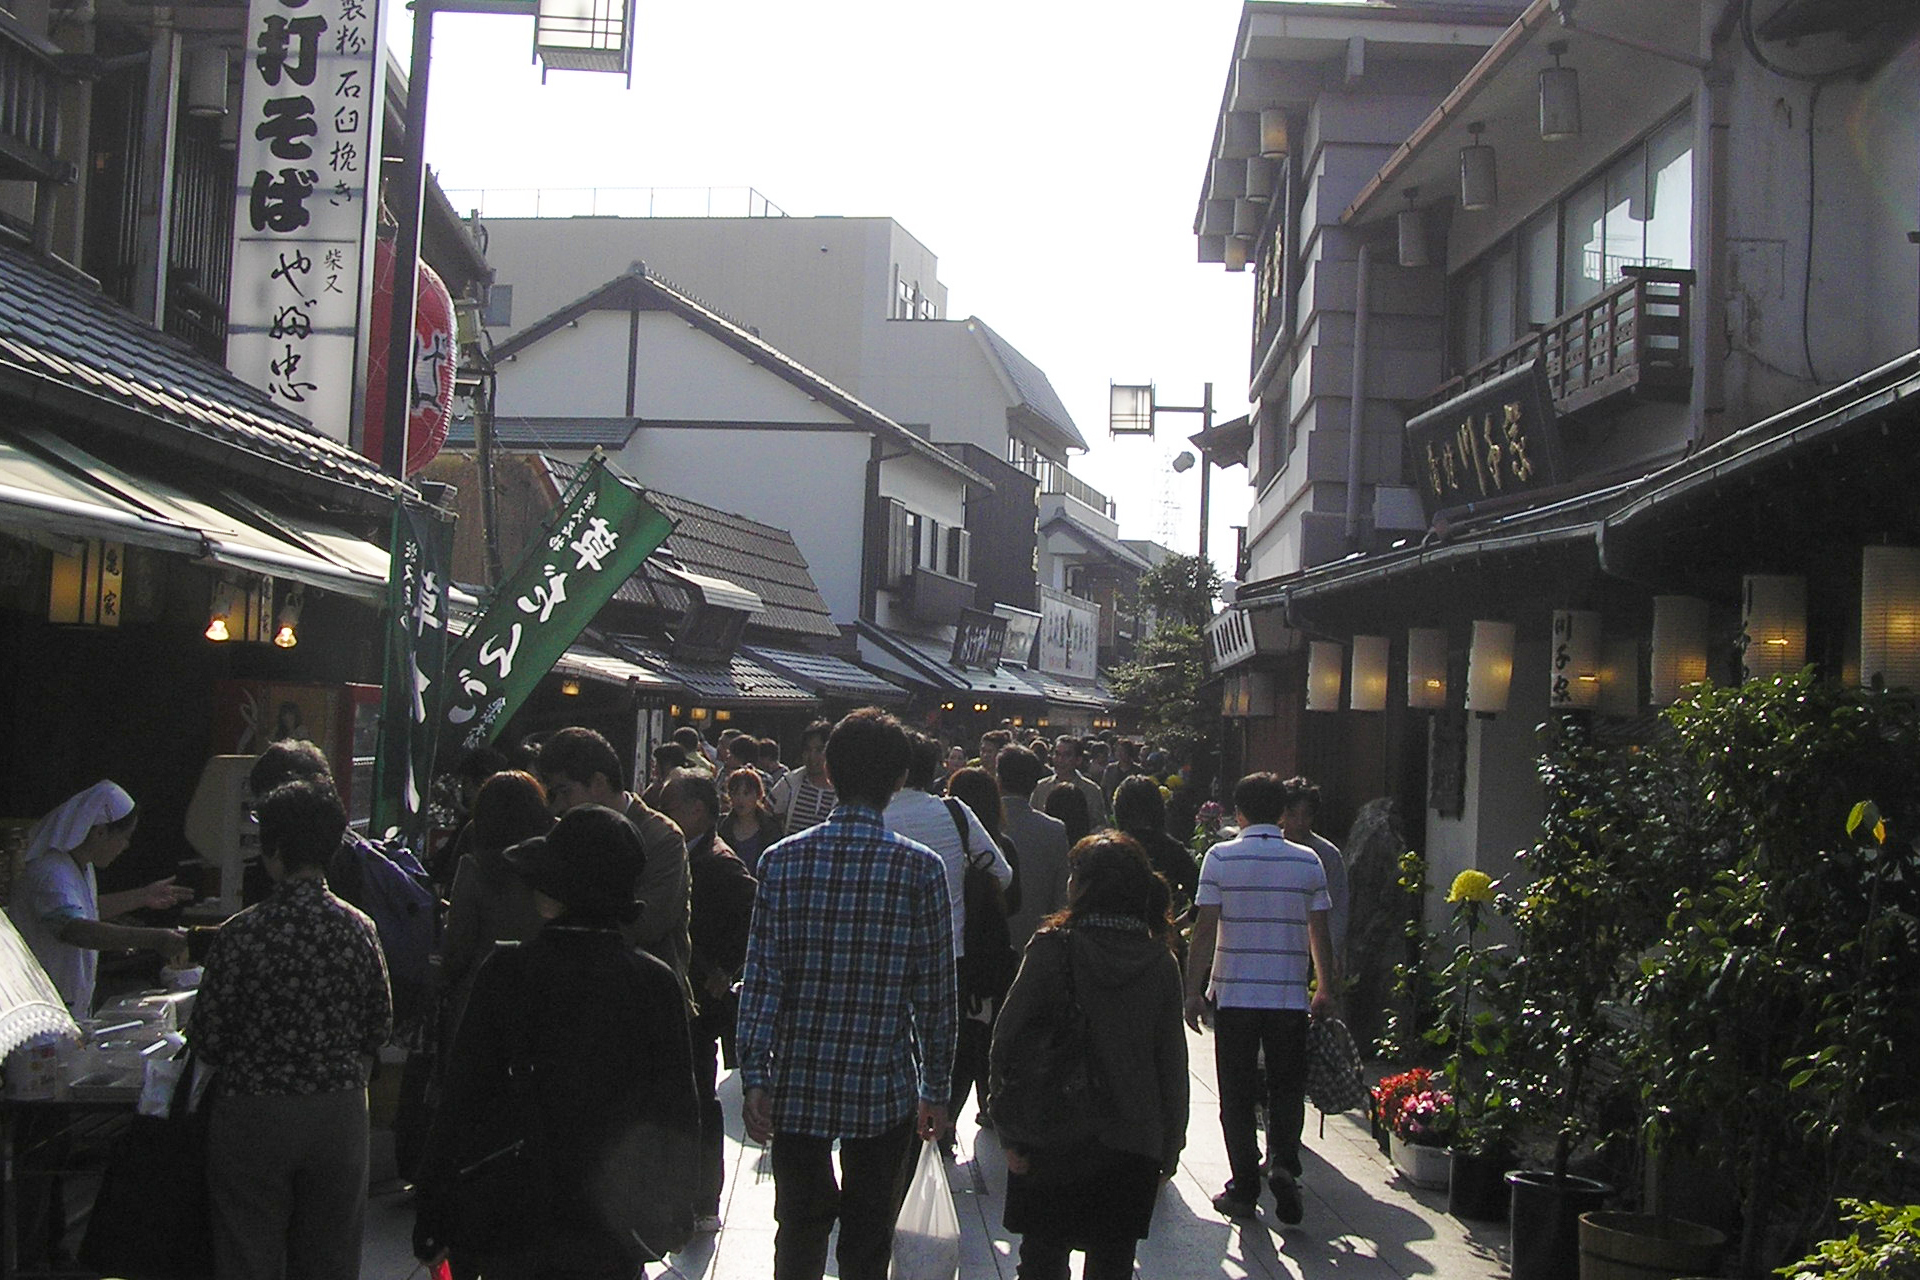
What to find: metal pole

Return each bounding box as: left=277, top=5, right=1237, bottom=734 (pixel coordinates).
left=1197, top=382, right=1213, bottom=565
left=132, top=13, right=181, bottom=325
left=382, top=0, right=436, bottom=479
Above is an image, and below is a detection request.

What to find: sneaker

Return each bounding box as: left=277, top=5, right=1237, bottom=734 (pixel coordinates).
left=1211, top=1188, right=1259, bottom=1219
left=1270, top=1174, right=1304, bottom=1225
left=693, top=1214, right=723, bottom=1234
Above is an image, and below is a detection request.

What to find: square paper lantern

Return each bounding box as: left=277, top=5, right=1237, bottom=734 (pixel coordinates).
left=1741, top=575, right=1806, bottom=681
left=1350, top=635, right=1389, bottom=712
left=1408, top=627, right=1448, bottom=709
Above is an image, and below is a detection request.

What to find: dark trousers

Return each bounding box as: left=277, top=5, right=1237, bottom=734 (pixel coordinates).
left=949, top=1002, right=993, bottom=1121
left=1214, top=1006, right=1308, bottom=1197
left=769, top=1119, right=917, bottom=1280
left=1017, top=1232, right=1138, bottom=1280
left=693, top=1030, right=724, bottom=1216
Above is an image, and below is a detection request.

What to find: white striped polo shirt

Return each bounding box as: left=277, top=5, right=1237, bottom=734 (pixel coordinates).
left=1195, top=824, right=1331, bottom=1011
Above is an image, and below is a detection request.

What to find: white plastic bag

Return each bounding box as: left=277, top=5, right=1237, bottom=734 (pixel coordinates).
left=890, top=1139, right=959, bottom=1280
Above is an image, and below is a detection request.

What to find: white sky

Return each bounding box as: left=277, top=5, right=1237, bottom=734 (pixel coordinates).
left=392, top=0, right=1258, bottom=575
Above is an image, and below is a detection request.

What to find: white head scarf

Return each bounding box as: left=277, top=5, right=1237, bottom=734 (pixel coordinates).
left=24, top=781, right=136, bottom=863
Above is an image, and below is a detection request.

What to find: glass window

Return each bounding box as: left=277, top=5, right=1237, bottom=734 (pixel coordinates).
left=1563, top=173, right=1607, bottom=309
left=1519, top=211, right=1558, bottom=328
left=1483, top=245, right=1516, bottom=354
left=1602, top=149, right=1648, bottom=284
left=1644, top=114, right=1693, bottom=271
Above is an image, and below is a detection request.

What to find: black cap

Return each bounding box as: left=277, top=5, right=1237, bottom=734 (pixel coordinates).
left=503, top=804, right=643, bottom=925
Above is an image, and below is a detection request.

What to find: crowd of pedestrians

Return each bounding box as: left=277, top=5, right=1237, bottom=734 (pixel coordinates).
left=4, top=711, right=1351, bottom=1280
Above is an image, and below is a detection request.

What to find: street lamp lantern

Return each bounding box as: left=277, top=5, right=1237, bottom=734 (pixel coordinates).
left=1109, top=383, right=1156, bottom=437
left=534, top=0, right=638, bottom=77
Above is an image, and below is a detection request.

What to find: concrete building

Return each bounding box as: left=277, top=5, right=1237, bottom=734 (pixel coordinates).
left=1191, top=0, right=1920, bottom=914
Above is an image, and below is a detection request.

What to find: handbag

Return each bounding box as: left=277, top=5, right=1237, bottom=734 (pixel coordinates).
left=989, top=931, right=1112, bottom=1151
left=1304, top=1014, right=1367, bottom=1115
left=77, top=1052, right=215, bottom=1279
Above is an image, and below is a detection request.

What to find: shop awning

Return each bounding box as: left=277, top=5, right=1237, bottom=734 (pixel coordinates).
left=0, top=429, right=202, bottom=555
left=16, top=426, right=390, bottom=602
left=1010, top=667, right=1110, bottom=709
left=746, top=645, right=908, bottom=705
left=553, top=644, right=681, bottom=693
left=855, top=621, right=1042, bottom=699
left=607, top=636, right=818, bottom=708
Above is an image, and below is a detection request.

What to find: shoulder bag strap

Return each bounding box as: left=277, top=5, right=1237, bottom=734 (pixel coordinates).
left=942, top=796, right=972, bottom=858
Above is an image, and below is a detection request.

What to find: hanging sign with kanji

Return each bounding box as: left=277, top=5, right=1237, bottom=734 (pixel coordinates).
left=224, top=0, right=386, bottom=444
left=371, top=502, right=450, bottom=843
left=438, top=457, right=674, bottom=756
left=1404, top=360, right=1561, bottom=521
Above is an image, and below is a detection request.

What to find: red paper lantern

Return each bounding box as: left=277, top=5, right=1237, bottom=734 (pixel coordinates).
left=363, top=234, right=456, bottom=476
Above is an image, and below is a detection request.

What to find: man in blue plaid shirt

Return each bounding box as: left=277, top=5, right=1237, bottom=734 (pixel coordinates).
left=737, top=707, right=957, bottom=1280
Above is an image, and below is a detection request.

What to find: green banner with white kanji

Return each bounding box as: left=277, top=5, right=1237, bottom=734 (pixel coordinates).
left=438, top=456, right=674, bottom=757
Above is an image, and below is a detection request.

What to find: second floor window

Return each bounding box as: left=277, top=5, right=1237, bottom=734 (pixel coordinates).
left=1451, top=109, right=1693, bottom=373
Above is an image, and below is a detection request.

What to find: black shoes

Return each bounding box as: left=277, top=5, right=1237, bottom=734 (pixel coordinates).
left=1211, top=1188, right=1259, bottom=1219
left=1270, top=1173, right=1304, bottom=1225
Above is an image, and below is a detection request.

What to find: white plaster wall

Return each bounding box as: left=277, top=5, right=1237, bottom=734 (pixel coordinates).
left=627, top=313, right=849, bottom=424
left=607, top=427, right=872, bottom=623
left=878, top=451, right=966, bottom=529
left=479, top=216, right=945, bottom=394
left=862, top=322, right=1011, bottom=454
left=495, top=312, right=631, bottom=418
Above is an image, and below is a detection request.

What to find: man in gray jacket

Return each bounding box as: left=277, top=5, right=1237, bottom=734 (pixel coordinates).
left=997, top=745, right=1071, bottom=948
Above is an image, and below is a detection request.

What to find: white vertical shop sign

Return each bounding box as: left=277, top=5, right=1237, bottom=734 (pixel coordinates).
left=226, top=0, right=385, bottom=444
left=1037, top=585, right=1099, bottom=682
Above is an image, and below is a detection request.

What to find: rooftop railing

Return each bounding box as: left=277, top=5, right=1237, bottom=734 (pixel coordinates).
left=439, top=185, right=787, bottom=220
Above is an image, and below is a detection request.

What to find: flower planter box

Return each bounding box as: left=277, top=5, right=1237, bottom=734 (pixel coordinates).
left=1389, top=1132, right=1451, bottom=1190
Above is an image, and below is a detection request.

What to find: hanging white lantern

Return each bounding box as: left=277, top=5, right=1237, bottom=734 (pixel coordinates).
left=1538, top=40, right=1581, bottom=141
left=1306, top=641, right=1344, bottom=712
left=1741, top=574, right=1806, bottom=681
left=1861, top=547, right=1920, bottom=691
left=1598, top=637, right=1640, bottom=717
left=1460, top=121, right=1497, bottom=211
left=1548, top=610, right=1602, bottom=710
left=1408, top=627, right=1448, bottom=709
left=1350, top=635, right=1389, bottom=712
left=1466, top=620, right=1515, bottom=714
left=1650, top=596, right=1710, bottom=704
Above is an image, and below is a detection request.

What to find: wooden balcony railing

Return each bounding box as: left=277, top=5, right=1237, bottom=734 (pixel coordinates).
left=0, top=10, right=66, bottom=183
left=1421, top=267, right=1694, bottom=418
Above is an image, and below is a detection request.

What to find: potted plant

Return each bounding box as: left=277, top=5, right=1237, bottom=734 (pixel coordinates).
left=1775, top=1199, right=1920, bottom=1280
left=1627, top=675, right=1920, bottom=1276
left=1427, top=868, right=1517, bottom=1221
left=1370, top=1067, right=1433, bottom=1160
left=1383, top=1070, right=1454, bottom=1190
left=1503, top=714, right=1662, bottom=1280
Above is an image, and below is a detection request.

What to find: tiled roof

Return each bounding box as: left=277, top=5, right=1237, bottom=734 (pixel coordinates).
left=969, top=318, right=1089, bottom=453
left=856, top=621, right=1042, bottom=699
left=445, top=416, right=638, bottom=449
left=1010, top=667, right=1110, bottom=709
left=0, top=243, right=405, bottom=503
left=746, top=646, right=907, bottom=704
left=545, top=457, right=838, bottom=639
left=606, top=636, right=818, bottom=706
left=1041, top=510, right=1154, bottom=571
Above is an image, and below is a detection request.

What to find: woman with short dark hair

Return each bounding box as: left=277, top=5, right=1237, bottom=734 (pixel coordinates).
left=439, top=770, right=554, bottom=1036
left=191, top=779, right=393, bottom=1280
left=1044, top=782, right=1093, bottom=849
left=992, top=833, right=1188, bottom=1280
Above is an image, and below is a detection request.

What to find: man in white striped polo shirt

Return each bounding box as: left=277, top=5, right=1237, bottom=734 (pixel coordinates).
left=1184, top=772, right=1337, bottom=1225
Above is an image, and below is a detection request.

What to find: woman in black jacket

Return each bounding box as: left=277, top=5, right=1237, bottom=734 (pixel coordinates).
left=991, top=833, right=1189, bottom=1280
left=415, top=805, right=700, bottom=1279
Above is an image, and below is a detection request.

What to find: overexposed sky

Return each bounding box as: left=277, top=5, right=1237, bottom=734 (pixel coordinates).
left=394, top=0, right=1257, bottom=573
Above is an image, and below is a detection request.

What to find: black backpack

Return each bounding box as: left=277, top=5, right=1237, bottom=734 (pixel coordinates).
left=944, top=797, right=1017, bottom=1002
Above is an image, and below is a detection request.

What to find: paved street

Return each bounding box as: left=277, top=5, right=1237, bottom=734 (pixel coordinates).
left=360, top=1028, right=1510, bottom=1280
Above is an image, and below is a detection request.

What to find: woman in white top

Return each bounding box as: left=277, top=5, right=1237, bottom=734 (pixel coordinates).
left=7, top=782, right=191, bottom=1016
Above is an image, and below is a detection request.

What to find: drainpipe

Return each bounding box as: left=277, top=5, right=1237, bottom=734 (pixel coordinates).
left=1691, top=10, right=1733, bottom=447
left=130, top=10, right=181, bottom=325
left=1343, top=239, right=1374, bottom=548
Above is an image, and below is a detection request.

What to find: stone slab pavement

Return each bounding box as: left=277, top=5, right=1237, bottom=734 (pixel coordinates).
left=361, top=1026, right=1511, bottom=1279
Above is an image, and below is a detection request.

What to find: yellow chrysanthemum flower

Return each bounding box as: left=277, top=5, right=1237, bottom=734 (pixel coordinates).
left=1447, top=869, right=1497, bottom=904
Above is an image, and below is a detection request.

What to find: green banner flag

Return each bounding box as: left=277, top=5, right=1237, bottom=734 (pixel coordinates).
left=439, top=456, right=674, bottom=757
left=371, top=502, right=452, bottom=843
